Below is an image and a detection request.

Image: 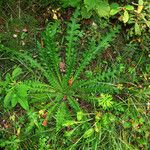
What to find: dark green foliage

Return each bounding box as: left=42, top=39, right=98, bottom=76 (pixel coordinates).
left=0, top=11, right=121, bottom=148
left=56, top=102, right=71, bottom=131
left=0, top=1, right=149, bottom=149
left=1, top=10, right=120, bottom=112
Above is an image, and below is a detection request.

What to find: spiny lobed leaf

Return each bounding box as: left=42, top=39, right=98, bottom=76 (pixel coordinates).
left=65, top=9, right=83, bottom=79
left=38, top=22, right=61, bottom=83
left=0, top=10, right=120, bottom=119
left=73, top=26, right=120, bottom=81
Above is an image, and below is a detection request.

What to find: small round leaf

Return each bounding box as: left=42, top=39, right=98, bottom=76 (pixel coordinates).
left=83, top=128, right=94, bottom=138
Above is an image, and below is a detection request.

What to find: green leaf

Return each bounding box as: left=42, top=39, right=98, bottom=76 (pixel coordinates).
left=110, top=3, right=119, bottom=9
left=56, top=102, right=71, bottom=131
left=12, top=67, right=22, bottom=80
left=110, top=9, right=120, bottom=15
left=77, top=111, right=83, bottom=121
left=125, top=5, right=134, bottom=11
left=83, top=128, right=94, bottom=138
left=16, top=83, right=29, bottom=110
left=64, top=130, right=74, bottom=137
left=4, top=90, right=12, bottom=108
left=63, top=120, right=76, bottom=126
left=74, top=26, right=120, bottom=80
left=138, top=0, right=143, bottom=5
left=65, top=10, right=81, bottom=79
left=96, top=1, right=110, bottom=18
left=18, top=98, right=29, bottom=110
left=98, top=94, right=113, bottom=110
left=81, top=6, right=92, bottom=19
left=94, top=122, right=101, bottom=132
left=135, top=23, right=141, bottom=35
left=17, top=84, right=28, bottom=98
left=122, top=10, right=129, bottom=23
left=84, top=0, right=97, bottom=11
left=61, top=0, right=80, bottom=7
left=110, top=3, right=120, bottom=15
left=11, top=94, right=18, bottom=107
left=4, top=83, right=29, bottom=110
left=5, top=73, right=11, bottom=83
left=68, top=97, right=81, bottom=112
left=145, top=21, right=150, bottom=28
left=123, top=122, right=132, bottom=128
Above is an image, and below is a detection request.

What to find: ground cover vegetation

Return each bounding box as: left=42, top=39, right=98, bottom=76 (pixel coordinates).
left=0, top=0, right=150, bottom=149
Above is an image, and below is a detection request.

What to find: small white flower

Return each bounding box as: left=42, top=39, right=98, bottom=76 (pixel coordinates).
left=22, top=28, right=28, bottom=32
left=13, top=34, right=17, bottom=38
left=147, top=102, right=150, bottom=106
left=21, top=40, right=25, bottom=46
left=92, top=22, right=98, bottom=29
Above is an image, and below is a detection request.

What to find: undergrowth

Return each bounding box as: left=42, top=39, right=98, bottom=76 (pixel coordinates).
left=0, top=3, right=150, bottom=150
